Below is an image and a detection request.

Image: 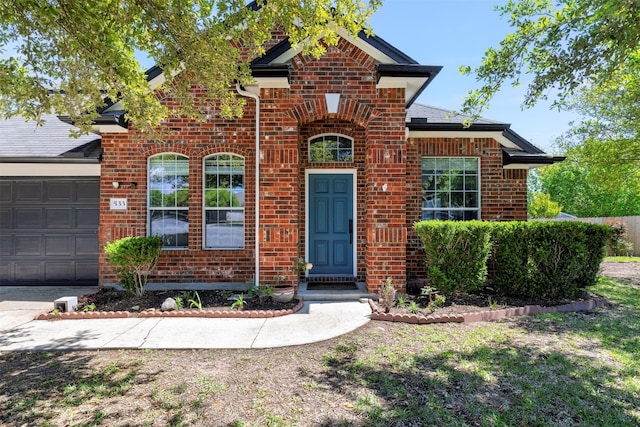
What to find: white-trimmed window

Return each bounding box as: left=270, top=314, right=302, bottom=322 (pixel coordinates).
left=148, top=153, right=189, bottom=248
left=204, top=154, right=245, bottom=249
left=421, top=157, right=479, bottom=220
left=309, top=134, right=353, bottom=162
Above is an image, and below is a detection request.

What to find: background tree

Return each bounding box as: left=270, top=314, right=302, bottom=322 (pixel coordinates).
left=528, top=191, right=561, bottom=218
left=0, top=0, right=381, bottom=134
left=462, top=0, right=640, bottom=116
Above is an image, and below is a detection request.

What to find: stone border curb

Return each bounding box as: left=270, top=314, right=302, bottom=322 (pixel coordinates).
left=35, top=298, right=305, bottom=321
left=369, top=297, right=608, bottom=324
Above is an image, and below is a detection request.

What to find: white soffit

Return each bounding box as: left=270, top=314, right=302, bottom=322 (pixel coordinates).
left=377, top=76, right=428, bottom=104
left=407, top=130, right=521, bottom=150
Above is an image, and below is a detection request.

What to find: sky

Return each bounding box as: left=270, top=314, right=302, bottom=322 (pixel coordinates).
left=368, top=0, right=579, bottom=153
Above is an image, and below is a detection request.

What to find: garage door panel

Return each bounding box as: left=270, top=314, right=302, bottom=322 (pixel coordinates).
left=76, top=208, right=99, bottom=228
left=14, top=262, right=42, bottom=282
left=76, top=262, right=99, bottom=280
left=15, top=235, right=42, bottom=256
left=0, top=235, right=11, bottom=256
left=15, top=208, right=44, bottom=228
left=0, top=181, right=10, bottom=201
left=45, top=181, right=74, bottom=202
left=45, top=235, right=73, bottom=256
left=46, top=208, right=74, bottom=228
left=77, top=181, right=99, bottom=202
left=0, top=263, right=9, bottom=281
left=14, top=181, right=43, bottom=202
left=76, top=235, right=98, bottom=255
left=0, top=207, right=10, bottom=228
left=45, top=262, right=73, bottom=281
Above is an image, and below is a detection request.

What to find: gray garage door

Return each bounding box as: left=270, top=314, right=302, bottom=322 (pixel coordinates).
left=0, top=177, right=99, bottom=285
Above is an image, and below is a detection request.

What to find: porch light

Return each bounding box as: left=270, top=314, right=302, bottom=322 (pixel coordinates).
left=325, top=93, right=341, bottom=114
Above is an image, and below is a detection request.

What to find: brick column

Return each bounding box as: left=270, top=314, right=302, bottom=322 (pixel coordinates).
left=365, top=110, right=407, bottom=294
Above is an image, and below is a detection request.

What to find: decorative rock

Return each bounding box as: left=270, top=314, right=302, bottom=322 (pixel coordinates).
left=161, top=297, right=178, bottom=311
left=130, top=305, right=140, bottom=312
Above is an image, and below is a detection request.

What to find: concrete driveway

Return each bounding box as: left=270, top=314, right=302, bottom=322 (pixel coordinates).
left=0, top=286, right=98, bottom=332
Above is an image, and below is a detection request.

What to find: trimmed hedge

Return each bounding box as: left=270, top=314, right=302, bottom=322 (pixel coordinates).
left=414, top=220, right=611, bottom=300
left=414, top=221, right=493, bottom=294
left=491, top=221, right=611, bottom=299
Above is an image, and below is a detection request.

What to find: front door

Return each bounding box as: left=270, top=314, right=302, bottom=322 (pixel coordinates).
left=307, top=173, right=355, bottom=276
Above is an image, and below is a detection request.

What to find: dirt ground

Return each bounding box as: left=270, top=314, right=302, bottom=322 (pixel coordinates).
left=599, top=262, right=640, bottom=285
left=0, top=262, right=638, bottom=426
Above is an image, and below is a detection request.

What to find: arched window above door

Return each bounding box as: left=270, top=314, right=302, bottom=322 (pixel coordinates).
left=309, top=134, right=353, bottom=163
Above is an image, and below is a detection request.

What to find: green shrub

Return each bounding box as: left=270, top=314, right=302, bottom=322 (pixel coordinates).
left=414, top=221, right=493, bottom=294
left=491, top=221, right=611, bottom=299
left=104, top=236, right=163, bottom=296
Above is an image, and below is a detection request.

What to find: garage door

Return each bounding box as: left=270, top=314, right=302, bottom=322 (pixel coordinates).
left=0, top=177, right=99, bottom=285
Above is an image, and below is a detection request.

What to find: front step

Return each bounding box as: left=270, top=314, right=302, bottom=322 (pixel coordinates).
left=296, top=281, right=377, bottom=301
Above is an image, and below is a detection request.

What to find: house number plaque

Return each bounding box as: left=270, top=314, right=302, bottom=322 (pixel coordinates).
left=109, top=198, right=128, bottom=210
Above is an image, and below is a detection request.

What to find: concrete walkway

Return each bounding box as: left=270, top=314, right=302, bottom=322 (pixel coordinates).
left=0, top=286, right=372, bottom=351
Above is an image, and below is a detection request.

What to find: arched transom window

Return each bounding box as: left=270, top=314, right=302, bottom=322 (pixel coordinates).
left=309, top=134, right=353, bottom=163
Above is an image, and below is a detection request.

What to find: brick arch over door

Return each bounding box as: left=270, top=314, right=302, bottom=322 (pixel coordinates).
left=286, top=98, right=379, bottom=129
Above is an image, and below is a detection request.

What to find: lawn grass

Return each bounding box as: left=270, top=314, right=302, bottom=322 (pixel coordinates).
left=604, top=256, right=640, bottom=262
left=1, top=276, right=639, bottom=426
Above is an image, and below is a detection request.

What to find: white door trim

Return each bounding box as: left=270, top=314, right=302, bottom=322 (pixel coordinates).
left=305, top=168, right=357, bottom=278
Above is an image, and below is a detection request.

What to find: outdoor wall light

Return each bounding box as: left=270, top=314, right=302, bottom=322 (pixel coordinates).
left=112, top=181, right=137, bottom=189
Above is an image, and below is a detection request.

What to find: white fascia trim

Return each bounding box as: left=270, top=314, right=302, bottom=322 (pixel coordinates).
left=407, top=130, right=521, bottom=150
left=251, top=77, right=290, bottom=89
left=91, top=124, right=129, bottom=134
left=0, top=163, right=100, bottom=176
left=269, top=26, right=397, bottom=65
left=503, top=163, right=548, bottom=170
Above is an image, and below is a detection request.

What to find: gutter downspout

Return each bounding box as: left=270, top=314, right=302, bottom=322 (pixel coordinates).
left=236, top=84, right=261, bottom=286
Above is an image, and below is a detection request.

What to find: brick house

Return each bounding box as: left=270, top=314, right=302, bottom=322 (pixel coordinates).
left=92, top=21, right=560, bottom=293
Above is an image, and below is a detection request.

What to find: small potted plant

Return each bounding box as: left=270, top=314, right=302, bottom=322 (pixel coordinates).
left=272, top=275, right=295, bottom=303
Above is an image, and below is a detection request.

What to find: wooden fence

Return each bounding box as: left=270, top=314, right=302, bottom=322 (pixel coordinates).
left=542, top=216, right=639, bottom=256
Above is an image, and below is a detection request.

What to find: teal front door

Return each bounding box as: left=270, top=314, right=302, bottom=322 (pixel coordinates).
left=308, top=173, right=354, bottom=276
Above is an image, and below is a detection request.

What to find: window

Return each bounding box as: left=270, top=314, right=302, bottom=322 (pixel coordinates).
left=204, top=154, right=245, bottom=249
left=421, top=157, right=479, bottom=220
left=148, top=154, right=189, bottom=248
left=309, top=134, right=353, bottom=162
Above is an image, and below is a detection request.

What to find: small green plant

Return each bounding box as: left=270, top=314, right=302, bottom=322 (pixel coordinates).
left=230, top=294, right=246, bottom=310
left=188, top=291, right=202, bottom=309
left=431, top=294, right=446, bottom=309
left=292, top=257, right=313, bottom=275
left=248, top=285, right=274, bottom=302
left=396, top=296, right=407, bottom=309
left=487, top=296, right=499, bottom=310
left=174, top=297, right=184, bottom=310
left=52, top=308, right=61, bottom=317
left=408, top=301, right=420, bottom=314
left=104, top=236, right=163, bottom=297
left=378, top=277, right=395, bottom=313
left=82, top=303, right=96, bottom=312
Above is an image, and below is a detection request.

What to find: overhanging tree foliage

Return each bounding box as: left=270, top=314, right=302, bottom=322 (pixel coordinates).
left=462, top=0, right=640, bottom=115
left=0, top=0, right=381, bottom=134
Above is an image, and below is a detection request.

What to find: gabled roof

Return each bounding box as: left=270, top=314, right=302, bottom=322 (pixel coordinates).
left=0, top=114, right=102, bottom=163
left=406, top=104, right=564, bottom=169
left=250, top=27, right=441, bottom=108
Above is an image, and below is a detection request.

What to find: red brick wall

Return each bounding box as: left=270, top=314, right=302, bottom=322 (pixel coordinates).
left=98, top=36, right=408, bottom=292
left=98, top=34, right=527, bottom=293
left=405, top=136, right=528, bottom=282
